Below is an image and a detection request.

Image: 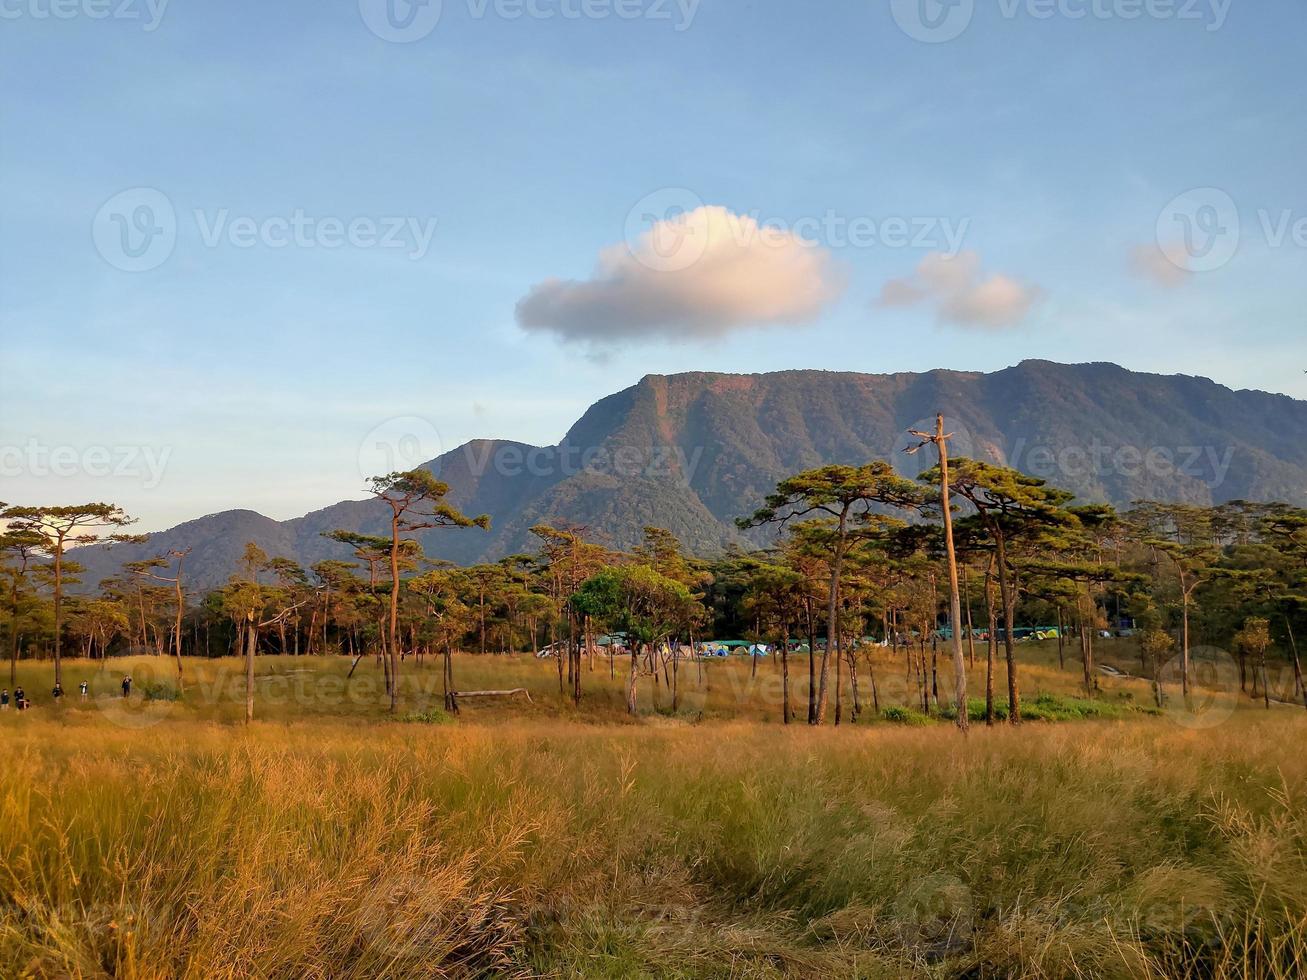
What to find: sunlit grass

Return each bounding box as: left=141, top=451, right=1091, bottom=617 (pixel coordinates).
left=2, top=643, right=1304, bottom=976
left=1, top=636, right=1261, bottom=727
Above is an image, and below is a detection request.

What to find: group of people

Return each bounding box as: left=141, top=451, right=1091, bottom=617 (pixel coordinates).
left=1, top=687, right=31, bottom=710
left=1, top=676, right=132, bottom=711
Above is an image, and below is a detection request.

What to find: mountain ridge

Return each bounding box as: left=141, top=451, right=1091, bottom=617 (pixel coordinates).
left=70, top=361, right=1307, bottom=592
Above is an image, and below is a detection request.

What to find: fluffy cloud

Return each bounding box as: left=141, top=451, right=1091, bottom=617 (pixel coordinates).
left=516, top=206, right=845, bottom=345
left=1130, top=242, right=1192, bottom=288
left=877, top=251, right=1041, bottom=329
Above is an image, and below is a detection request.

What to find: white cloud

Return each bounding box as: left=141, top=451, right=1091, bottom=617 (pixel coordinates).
left=877, top=251, right=1041, bottom=329
left=1130, top=242, right=1192, bottom=288
left=516, top=206, right=845, bottom=345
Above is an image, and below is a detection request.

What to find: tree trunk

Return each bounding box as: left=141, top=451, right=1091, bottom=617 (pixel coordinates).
left=387, top=516, right=403, bottom=714
left=806, top=601, right=817, bottom=725
left=1261, top=648, right=1271, bottom=710
left=245, top=612, right=256, bottom=723
left=626, top=644, right=640, bottom=715
left=964, top=569, right=977, bottom=670
left=815, top=520, right=846, bottom=725
left=1056, top=607, right=1065, bottom=670
left=834, top=630, right=843, bottom=726
left=984, top=562, right=997, bottom=726
left=672, top=642, right=680, bottom=712
left=1180, top=588, right=1192, bottom=697
left=1286, top=616, right=1305, bottom=710
left=1080, top=588, right=1095, bottom=696
left=934, top=416, right=969, bottom=731
left=781, top=631, right=791, bottom=724
left=173, top=569, right=186, bottom=691
left=52, top=541, right=65, bottom=689
left=994, top=533, right=1020, bottom=725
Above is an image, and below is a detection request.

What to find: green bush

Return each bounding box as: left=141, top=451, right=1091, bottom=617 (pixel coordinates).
left=880, top=705, right=931, bottom=726
left=141, top=682, right=180, bottom=703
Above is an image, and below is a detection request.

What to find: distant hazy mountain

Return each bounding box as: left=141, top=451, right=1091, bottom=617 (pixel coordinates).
left=71, top=361, right=1307, bottom=591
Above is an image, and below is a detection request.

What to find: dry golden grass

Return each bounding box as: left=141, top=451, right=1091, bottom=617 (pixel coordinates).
left=2, top=645, right=1305, bottom=977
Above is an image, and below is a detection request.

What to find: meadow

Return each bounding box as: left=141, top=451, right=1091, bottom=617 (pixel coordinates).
left=2, top=644, right=1305, bottom=978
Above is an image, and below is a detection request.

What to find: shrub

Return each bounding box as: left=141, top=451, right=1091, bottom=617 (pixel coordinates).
left=880, top=705, right=931, bottom=726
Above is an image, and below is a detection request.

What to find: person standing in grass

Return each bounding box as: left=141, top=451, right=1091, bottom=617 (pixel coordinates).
left=1, top=689, right=8, bottom=710
left=121, top=675, right=131, bottom=698
left=79, top=680, right=89, bottom=699
left=14, top=687, right=27, bottom=710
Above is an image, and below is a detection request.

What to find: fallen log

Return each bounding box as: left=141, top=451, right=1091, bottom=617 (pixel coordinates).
left=450, top=688, right=534, bottom=707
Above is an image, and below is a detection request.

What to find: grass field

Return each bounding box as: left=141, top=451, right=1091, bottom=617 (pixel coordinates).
left=2, top=643, right=1305, bottom=978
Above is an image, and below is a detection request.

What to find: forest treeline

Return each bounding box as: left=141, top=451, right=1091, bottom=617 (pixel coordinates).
left=3, top=453, right=1305, bottom=723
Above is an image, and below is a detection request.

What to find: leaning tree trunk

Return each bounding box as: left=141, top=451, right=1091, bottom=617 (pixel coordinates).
left=1286, top=616, right=1306, bottom=710
left=173, top=574, right=186, bottom=692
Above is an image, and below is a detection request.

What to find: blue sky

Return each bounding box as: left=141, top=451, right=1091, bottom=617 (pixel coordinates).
left=2, top=0, right=1304, bottom=531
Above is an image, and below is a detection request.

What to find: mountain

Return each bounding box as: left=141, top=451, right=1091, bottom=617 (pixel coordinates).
left=71, top=361, right=1307, bottom=591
